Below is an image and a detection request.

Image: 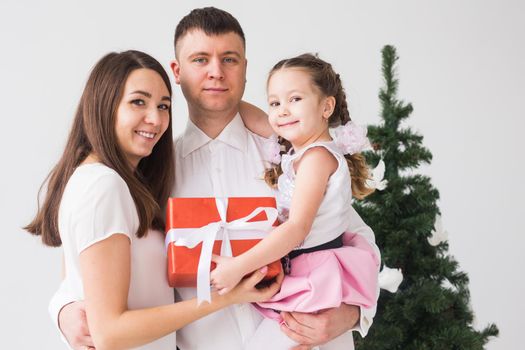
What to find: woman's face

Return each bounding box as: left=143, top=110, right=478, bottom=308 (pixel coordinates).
left=115, top=68, right=171, bottom=168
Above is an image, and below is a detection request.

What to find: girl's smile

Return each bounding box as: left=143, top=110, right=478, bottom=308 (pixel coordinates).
left=267, top=68, right=334, bottom=150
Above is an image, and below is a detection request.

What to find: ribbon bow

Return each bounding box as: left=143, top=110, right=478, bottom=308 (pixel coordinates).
left=165, top=198, right=278, bottom=303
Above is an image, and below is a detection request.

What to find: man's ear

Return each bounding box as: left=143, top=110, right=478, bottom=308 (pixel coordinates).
left=323, top=96, right=336, bottom=120
left=243, top=58, right=248, bottom=83
left=170, top=60, right=181, bottom=85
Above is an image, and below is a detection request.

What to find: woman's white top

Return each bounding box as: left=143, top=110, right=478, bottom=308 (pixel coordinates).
left=58, top=163, right=175, bottom=349
left=277, top=141, right=354, bottom=249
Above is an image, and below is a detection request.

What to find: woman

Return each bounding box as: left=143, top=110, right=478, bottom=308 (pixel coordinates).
left=25, top=50, right=280, bottom=350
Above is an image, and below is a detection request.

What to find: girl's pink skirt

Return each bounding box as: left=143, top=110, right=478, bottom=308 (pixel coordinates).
left=255, top=233, right=379, bottom=322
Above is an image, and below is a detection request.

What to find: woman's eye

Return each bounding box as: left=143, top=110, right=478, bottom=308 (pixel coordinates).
left=131, top=99, right=145, bottom=106
left=158, top=103, right=170, bottom=111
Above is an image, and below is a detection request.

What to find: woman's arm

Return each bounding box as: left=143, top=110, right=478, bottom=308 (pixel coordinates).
left=80, top=234, right=280, bottom=350
left=210, top=147, right=338, bottom=292
left=239, top=101, right=274, bottom=138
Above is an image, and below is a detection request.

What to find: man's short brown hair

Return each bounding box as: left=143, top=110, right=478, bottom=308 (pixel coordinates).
left=174, top=7, right=245, bottom=55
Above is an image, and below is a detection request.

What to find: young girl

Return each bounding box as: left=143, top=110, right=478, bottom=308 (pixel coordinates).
left=210, top=53, right=380, bottom=349
left=25, top=50, right=280, bottom=350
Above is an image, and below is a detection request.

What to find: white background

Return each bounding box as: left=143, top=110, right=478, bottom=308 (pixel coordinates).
left=1, top=0, right=523, bottom=348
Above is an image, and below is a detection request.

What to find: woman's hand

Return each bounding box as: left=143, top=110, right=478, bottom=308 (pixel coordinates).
left=226, top=266, right=283, bottom=304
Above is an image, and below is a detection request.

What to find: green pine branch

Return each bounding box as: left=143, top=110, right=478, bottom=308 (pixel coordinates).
left=354, top=45, right=498, bottom=349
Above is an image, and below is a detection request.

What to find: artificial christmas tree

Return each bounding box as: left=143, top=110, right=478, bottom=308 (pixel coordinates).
left=354, top=46, right=498, bottom=350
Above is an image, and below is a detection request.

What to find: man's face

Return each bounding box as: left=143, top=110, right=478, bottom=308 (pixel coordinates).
left=171, top=30, right=247, bottom=116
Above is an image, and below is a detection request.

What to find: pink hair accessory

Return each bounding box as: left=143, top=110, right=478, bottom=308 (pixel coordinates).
left=262, top=134, right=282, bottom=164
left=332, top=121, right=371, bottom=155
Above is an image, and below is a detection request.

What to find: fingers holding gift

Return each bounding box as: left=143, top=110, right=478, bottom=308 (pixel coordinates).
left=210, top=254, right=245, bottom=294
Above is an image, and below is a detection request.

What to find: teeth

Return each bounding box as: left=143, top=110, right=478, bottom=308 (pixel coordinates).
left=136, top=131, right=156, bottom=139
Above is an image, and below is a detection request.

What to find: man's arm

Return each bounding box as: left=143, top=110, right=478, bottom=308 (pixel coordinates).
left=281, top=304, right=360, bottom=349
left=49, top=254, right=93, bottom=350
left=56, top=301, right=94, bottom=350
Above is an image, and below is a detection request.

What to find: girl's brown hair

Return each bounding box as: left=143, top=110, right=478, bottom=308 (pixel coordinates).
left=264, top=53, right=374, bottom=199
left=25, top=50, right=175, bottom=247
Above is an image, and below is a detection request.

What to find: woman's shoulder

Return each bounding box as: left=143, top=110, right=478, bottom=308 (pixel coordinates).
left=73, top=162, right=123, bottom=183
left=66, top=163, right=130, bottom=200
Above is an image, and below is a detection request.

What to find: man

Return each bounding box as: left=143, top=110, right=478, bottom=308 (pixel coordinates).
left=52, top=7, right=379, bottom=349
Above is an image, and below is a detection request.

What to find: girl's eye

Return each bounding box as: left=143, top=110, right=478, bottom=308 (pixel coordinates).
left=158, top=103, right=170, bottom=111
left=269, top=101, right=280, bottom=107
left=131, top=99, right=145, bottom=106
left=291, top=96, right=302, bottom=102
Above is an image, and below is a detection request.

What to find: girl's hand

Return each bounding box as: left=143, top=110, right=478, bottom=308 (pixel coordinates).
left=227, top=266, right=284, bottom=304
left=210, top=255, right=246, bottom=295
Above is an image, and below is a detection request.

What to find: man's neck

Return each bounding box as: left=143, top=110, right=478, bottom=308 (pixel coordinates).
left=188, top=107, right=239, bottom=139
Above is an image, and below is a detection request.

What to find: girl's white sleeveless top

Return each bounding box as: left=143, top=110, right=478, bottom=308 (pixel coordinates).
left=277, top=141, right=353, bottom=249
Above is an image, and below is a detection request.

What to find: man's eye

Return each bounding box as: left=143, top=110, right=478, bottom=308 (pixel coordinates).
left=193, top=58, right=207, bottom=63
left=223, top=57, right=237, bottom=63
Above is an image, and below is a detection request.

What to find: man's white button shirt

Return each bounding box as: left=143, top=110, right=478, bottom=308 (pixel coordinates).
left=172, top=113, right=377, bottom=350
left=173, top=113, right=274, bottom=350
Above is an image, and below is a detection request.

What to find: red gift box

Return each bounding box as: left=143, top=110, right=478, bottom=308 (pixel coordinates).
left=165, top=197, right=282, bottom=292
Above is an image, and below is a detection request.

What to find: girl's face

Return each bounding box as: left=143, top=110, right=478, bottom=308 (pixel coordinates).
left=267, top=68, right=333, bottom=149
left=115, top=68, right=171, bottom=168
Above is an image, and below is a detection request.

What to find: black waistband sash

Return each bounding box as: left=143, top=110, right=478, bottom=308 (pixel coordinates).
left=281, top=234, right=344, bottom=274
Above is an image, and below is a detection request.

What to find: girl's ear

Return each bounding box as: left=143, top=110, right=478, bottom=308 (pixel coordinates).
left=322, top=96, right=336, bottom=120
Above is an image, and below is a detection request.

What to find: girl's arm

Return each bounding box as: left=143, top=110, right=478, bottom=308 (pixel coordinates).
left=210, top=147, right=338, bottom=292
left=239, top=100, right=274, bottom=138
left=80, top=234, right=280, bottom=350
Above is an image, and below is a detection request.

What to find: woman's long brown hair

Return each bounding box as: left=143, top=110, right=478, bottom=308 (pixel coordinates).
left=264, top=53, right=374, bottom=199
left=25, top=50, right=175, bottom=247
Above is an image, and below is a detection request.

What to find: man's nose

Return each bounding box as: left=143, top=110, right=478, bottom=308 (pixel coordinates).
left=207, top=58, right=225, bottom=80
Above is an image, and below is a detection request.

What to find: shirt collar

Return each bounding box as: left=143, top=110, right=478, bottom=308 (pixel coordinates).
left=181, top=112, right=248, bottom=158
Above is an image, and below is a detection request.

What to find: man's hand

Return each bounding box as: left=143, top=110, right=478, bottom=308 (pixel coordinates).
left=280, top=304, right=360, bottom=349
left=58, top=301, right=95, bottom=350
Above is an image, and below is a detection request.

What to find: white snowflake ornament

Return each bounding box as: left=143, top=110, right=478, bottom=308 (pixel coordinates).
left=367, top=159, right=388, bottom=191
left=378, top=265, right=403, bottom=293
left=428, top=215, right=449, bottom=246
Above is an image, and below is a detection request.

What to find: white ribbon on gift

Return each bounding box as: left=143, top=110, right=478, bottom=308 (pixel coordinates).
left=165, top=198, right=278, bottom=303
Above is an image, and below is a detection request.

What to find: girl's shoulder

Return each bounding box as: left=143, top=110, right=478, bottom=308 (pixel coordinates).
left=284, top=141, right=342, bottom=177
left=294, top=141, right=344, bottom=164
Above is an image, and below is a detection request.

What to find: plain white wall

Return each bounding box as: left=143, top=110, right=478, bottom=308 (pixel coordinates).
left=1, top=0, right=523, bottom=348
